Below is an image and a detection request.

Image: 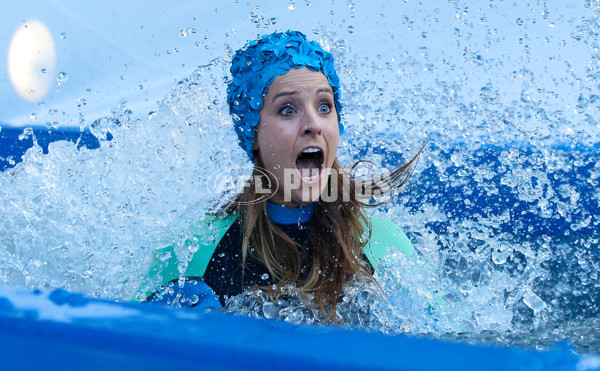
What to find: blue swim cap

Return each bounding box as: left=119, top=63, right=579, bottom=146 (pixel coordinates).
left=227, top=30, right=344, bottom=159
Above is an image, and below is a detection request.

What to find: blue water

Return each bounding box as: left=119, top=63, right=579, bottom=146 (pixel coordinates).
left=1, top=0, right=599, bottom=358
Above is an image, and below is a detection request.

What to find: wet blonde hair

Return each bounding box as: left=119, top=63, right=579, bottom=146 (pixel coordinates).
left=231, top=149, right=422, bottom=322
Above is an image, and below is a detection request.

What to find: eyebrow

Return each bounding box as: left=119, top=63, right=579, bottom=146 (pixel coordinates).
left=271, top=87, right=333, bottom=103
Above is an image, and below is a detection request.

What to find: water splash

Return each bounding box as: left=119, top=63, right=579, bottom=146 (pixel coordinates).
left=0, top=58, right=240, bottom=299
left=0, top=0, right=599, bottom=356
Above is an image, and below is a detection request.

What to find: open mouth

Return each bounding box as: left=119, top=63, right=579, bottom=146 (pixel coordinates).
left=295, top=147, right=324, bottom=183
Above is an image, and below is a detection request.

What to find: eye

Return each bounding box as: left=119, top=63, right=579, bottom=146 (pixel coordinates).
left=318, top=103, right=331, bottom=113
left=279, top=105, right=296, bottom=116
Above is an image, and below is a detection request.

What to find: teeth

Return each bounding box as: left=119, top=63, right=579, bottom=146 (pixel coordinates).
left=301, top=174, right=319, bottom=181
left=302, top=147, right=320, bottom=153
left=300, top=167, right=320, bottom=182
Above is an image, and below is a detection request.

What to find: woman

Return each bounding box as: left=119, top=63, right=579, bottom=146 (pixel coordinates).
left=135, top=30, right=420, bottom=321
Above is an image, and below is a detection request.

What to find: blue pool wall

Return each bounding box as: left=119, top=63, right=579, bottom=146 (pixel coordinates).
left=0, top=286, right=586, bottom=370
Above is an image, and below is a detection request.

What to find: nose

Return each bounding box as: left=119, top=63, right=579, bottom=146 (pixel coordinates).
left=301, top=107, right=323, bottom=136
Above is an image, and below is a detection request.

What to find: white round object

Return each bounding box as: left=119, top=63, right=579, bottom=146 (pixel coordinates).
left=8, top=20, right=57, bottom=102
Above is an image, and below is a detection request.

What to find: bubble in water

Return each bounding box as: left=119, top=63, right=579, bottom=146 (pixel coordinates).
left=261, top=273, right=269, bottom=280
left=288, top=1, right=296, bottom=11
left=516, top=18, right=524, bottom=26
left=348, top=25, right=355, bottom=34
left=60, top=32, right=67, bottom=39
left=265, top=17, right=278, bottom=25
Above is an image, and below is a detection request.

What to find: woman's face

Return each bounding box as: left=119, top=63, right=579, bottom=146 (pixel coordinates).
left=256, top=67, right=340, bottom=207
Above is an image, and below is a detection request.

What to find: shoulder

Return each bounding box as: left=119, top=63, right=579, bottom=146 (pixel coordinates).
left=133, top=213, right=238, bottom=301
left=362, top=216, right=415, bottom=270
left=185, top=213, right=239, bottom=277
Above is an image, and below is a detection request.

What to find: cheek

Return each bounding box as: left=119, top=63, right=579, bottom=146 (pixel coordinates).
left=258, top=128, right=294, bottom=157
left=255, top=124, right=276, bottom=156
left=326, top=127, right=340, bottom=161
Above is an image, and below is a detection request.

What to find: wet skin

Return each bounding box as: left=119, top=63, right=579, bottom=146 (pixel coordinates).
left=256, top=68, right=340, bottom=207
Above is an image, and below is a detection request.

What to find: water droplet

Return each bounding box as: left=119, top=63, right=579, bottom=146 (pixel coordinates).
left=157, top=251, right=172, bottom=262
left=261, top=273, right=269, bottom=280
left=542, top=9, right=549, bottom=19
left=41, top=68, right=46, bottom=74
left=262, top=301, right=278, bottom=318
left=29, top=113, right=37, bottom=120
left=479, top=83, right=499, bottom=105
left=46, top=121, right=59, bottom=130
left=305, top=0, right=311, bottom=6
left=60, top=32, right=67, bottom=39
left=18, top=127, right=34, bottom=140
left=273, top=164, right=280, bottom=170
left=179, top=27, right=197, bottom=37
left=492, top=244, right=511, bottom=265
left=249, top=11, right=261, bottom=23
left=523, top=290, right=547, bottom=313
left=516, top=18, right=524, bottom=26
left=265, top=17, right=278, bottom=25
left=348, top=25, right=355, bottom=34
left=57, top=72, right=68, bottom=87
left=288, top=1, right=296, bottom=10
